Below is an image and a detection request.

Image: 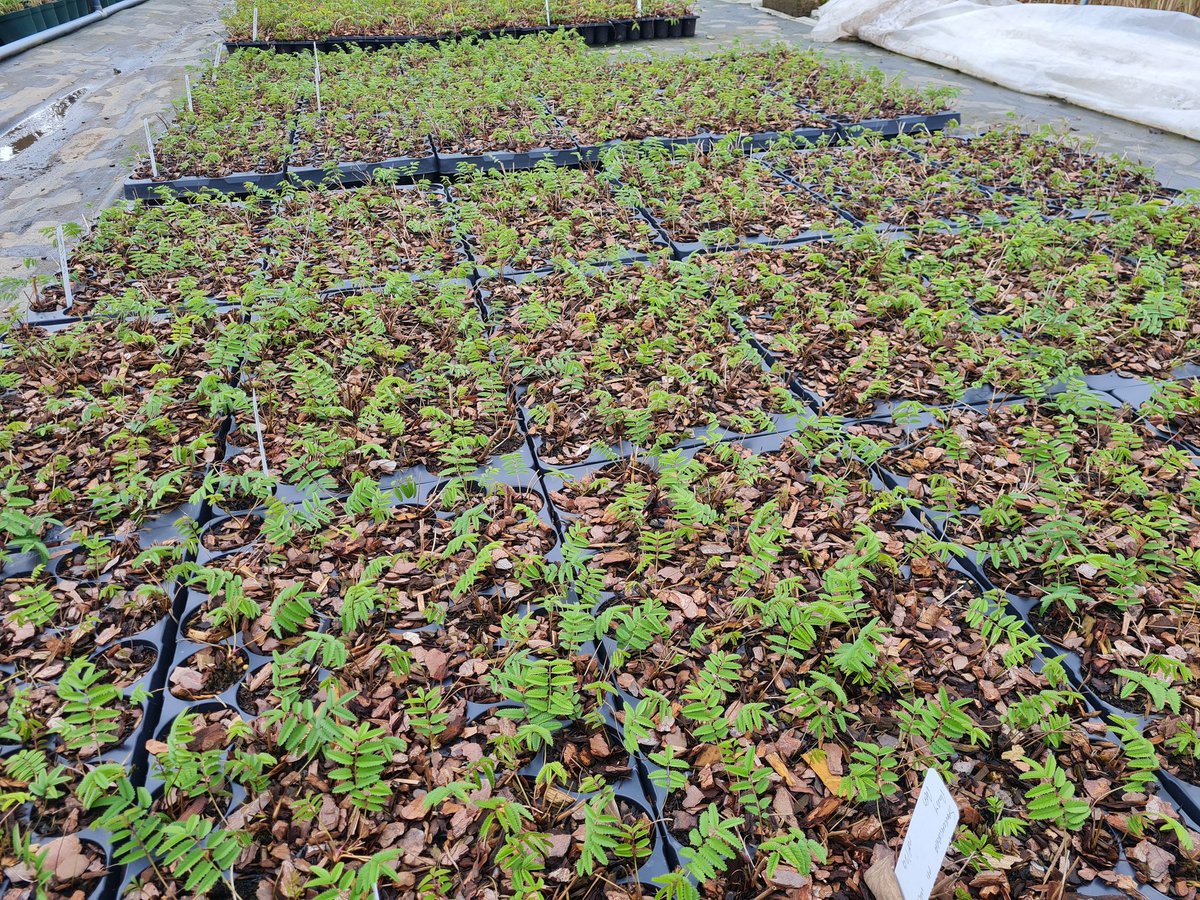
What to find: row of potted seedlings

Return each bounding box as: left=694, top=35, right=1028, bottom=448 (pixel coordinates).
left=9, top=192, right=1195, bottom=534
left=42, top=123, right=1184, bottom=324
left=540, top=426, right=1200, bottom=895
left=4, top=93, right=1199, bottom=896
left=9, top=176, right=1193, bottom=556
left=0, top=534, right=187, bottom=899
left=11, top=405, right=1197, bottom=896
left=847, top=387, right=1200, bottom=734
left=5, top=382, right=1199, bottom=897
left=102, top=473, right=672, bottom=898
left=127, top=33, right=960, bottom=196
left=221, top=0, right=695, bottom=47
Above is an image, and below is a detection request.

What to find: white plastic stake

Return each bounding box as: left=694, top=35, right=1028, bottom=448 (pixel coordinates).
left=544, top=0, right=550, bottom=26
left=636, top=0, right=642, bottom=14
left=313, top=44, right=322, bottom=116
left=894, top=769, right=960, bottom=900
left=143, top=119, right=159, bottom=178
left=252, top=6, right=258, bottom=40
left=212, top=43, right=221, bottom=81
left=56, top=225, right=73, bottom=307
left=250, top=389, right=270, bottom=477
left=185, top=74, right=194, bottom=113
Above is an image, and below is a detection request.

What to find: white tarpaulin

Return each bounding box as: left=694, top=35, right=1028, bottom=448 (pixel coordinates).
left=809, top=0, right=1200, bottom=141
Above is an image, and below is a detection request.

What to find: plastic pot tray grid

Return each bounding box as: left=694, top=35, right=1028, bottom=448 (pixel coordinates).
left=123, top=99, right=961, bottom=199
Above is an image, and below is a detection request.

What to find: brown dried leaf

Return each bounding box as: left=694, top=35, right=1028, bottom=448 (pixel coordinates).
left=39, top=835, right=89, bottom=881
left=170, top=667, right=204, bottom=692
left=803, top=750, right=842, bottom=794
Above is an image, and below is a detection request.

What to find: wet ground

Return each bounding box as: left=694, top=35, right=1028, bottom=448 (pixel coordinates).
left=0, top=0, right=225, bottom=286
left=0, top=0, right=1196, bottom=306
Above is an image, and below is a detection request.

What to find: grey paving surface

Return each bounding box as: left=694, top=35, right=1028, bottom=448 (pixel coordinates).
left=0, top=0, right=227, bottom=283
left=0, top=0, right=1196, bottom=306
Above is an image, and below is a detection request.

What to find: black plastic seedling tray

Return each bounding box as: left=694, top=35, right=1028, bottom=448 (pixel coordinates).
left=572, top=132, right=708, bottom=164
left=453, top=189, right=671, bottom=278
left=287, top=138, right=439, bottom=186
left=123, top=169, right=287, bottom=201
left=630, top=167, right=858, bottom=259
left=120, top=114, right=870, bottom=198
left=834, top=110, right=961, bottom=139
left=435, top=142, right=582, bottom=176
left=661, top=222, right=843, bottom=260
left=464, top=241, right=671, bottom=281
left=223, top=38, right=326, bottom=53
left=726, top=122, right=839, bottom=153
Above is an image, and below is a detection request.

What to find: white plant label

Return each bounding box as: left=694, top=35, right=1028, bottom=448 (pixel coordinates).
left=894, top=768, right=959, bottom=900
left=250, top=389, right=270, bottom=476
left=252, top=6, right=258, bottom=40
left=313, top=45, right=322, bottom=115
left=56, top=225, right=72, bottom=307
left=185, top=74, right=194, bottom=113
left=143, top=118, right=158, bottom=178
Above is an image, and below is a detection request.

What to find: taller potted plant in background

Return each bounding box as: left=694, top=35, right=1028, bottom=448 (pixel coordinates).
left=0, top=0, right=42, bottom=41
left=43, top=0, right=65, bottom=25
left=0, top=0, right=85, bottom=39
left=53, top=0, right=86, bottom=23
left=761, top=0, right=824, bottom=17
left=642, top=0, right=696, bottom=36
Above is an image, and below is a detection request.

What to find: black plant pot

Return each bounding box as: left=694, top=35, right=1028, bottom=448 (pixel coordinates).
left=28, top=2, right=49, bottom=29
left=38, top=0, right=60, bottom=26
left=0, top=5, right=40, bottom=41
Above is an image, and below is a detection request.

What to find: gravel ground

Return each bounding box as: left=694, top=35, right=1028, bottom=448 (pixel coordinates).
left=0, top=0, right=1196, bottom=306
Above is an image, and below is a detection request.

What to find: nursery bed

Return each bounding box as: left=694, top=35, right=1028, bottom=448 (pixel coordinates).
left=121, top=34, right=960, bottom=199
left=4, top=29, right=1200, bottom=900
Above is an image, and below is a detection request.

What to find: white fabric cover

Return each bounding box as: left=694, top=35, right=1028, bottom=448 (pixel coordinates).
left=809, top=0, right=1200, bottom=141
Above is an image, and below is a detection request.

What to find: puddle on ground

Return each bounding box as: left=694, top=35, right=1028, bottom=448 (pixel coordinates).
left=0, top=88, right=86, bottom=163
